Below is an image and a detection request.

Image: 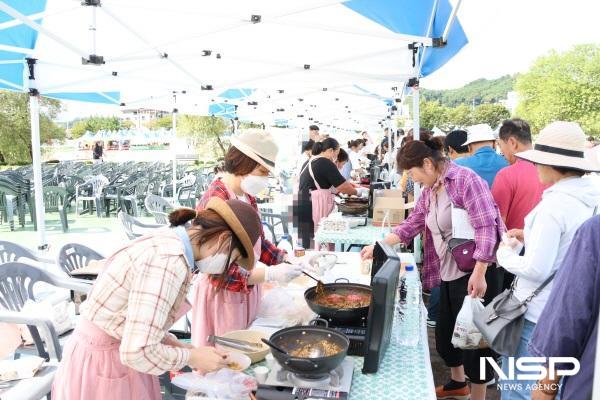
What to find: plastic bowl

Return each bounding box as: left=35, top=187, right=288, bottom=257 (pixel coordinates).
left=219, top=330, right=269, bottom=363
left=224, top=352, right=252, bottom=371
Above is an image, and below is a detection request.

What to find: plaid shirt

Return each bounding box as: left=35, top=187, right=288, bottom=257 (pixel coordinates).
left=393, top=162, right=505, bottom=290
left=81, top=228, right=192, bottom=375
left=196, top=178, right=286, bottom=293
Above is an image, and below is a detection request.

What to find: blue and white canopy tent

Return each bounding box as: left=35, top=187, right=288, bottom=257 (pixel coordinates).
left=0, top=0, right=467, bottom=250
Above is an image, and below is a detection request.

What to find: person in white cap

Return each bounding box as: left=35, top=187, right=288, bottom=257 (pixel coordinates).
left=496, top=121, right=600, bottom=400
left=455, top=124, right=508, bottom=188
left=191, top=129, right=303, bottom=347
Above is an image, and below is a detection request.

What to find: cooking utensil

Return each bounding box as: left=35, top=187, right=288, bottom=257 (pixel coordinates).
left=261, top=338, right=289, bottom=355
left=304, top=278, right=372, bottom=323
left=207, top=335, right=264, bottom=352
left=301, top=270, right=322, bottom=285
left=219, top=330, right=270, bottom=363
left=268, top=319, right=349, bottom=377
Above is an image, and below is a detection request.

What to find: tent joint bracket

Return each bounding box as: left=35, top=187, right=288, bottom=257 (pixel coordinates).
left=81, top=0, right=101, bottom=6
left=82, top=55, right=105, bottom=65
left=432, top=37, right=446, bottom=48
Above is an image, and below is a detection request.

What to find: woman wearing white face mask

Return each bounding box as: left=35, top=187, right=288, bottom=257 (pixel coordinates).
left=52, top=198, right=262, bottom=400
left=192, top=129, right=303, bottom=347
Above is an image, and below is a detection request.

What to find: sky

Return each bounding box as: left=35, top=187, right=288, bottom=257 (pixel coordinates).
left=58, top=0, right=600, bottom=120
left=421, top=0, right=600, bottom=89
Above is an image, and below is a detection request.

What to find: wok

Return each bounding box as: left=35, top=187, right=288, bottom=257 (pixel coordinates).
left=269, top=319, right=349, bottom=377
left=304, top=278, right=372, bottom=323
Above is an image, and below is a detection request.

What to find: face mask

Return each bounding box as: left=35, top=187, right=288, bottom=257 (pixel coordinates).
left=195, top=253, right=229, bottom=274
left=241, top=175, right=269, bottom=196
left=195, top=237, right=232, bottom=274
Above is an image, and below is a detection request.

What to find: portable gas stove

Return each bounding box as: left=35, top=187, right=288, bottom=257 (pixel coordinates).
left=256, top=357, right=354, bottom=400
left=323, top=317, right=367, bottom=356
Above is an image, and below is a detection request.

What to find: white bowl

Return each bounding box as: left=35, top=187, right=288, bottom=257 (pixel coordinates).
left=224, top=352, right=251, bottom=372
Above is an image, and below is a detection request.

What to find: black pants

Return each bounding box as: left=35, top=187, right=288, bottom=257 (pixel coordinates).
left=435, top=265, right=504, bottom=384
left=293, top=195, right=313, bottom=249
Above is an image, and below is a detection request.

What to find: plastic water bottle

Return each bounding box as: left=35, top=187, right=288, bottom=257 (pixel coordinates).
left=396, top=265, right=422, bottom=347
left=277, top=235, right=294, bottom=254
left=393, top=275, right=408, bottom=344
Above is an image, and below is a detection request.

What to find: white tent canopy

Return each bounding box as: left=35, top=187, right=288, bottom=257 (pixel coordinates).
left=0, top=0, right=467, bottom=248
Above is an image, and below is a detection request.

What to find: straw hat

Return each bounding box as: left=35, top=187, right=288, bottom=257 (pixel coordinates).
left=230, top=129, right=279, bottom=174
left=515, top=121, right=600, bottom=172
left=205, top=197, right=262, bottom=269
left=462, top=124, right=496, bottom=146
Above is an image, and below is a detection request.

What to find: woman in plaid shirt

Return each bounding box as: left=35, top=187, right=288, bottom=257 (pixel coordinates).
left=52, top=198, right=263, bottom=400
left=192, top=130, right=303, bottom=347
left=361, top=140, right=505, bottom=400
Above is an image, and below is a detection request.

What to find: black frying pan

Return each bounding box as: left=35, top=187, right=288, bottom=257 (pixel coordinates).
left=269, top=319, right=349, bottom=377
left=304, top=278, right=372, bottom=323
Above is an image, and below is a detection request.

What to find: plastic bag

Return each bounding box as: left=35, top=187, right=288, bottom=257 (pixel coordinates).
left=172, top=369, right=256, bottom=399
left=451, top=295, right=487, bottom=350
left=257, top=287, right=315, bottom=326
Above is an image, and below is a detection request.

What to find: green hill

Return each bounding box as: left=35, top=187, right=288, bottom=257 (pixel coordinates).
left=421, top=75, right=516, bottom=107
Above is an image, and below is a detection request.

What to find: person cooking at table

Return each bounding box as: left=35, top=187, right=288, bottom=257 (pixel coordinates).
left=192, top=129, right=303, bottom=347
left=52, top=198, right=262, bottom=400
left=296, top=137, right=368, bottom=249
left=360, top=139, right=505, bottom=400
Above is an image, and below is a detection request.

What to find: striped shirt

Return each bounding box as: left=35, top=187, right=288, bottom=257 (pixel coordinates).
left=393, top=162, right=505, bottom=289
left=80, top=228, right=192, bottom=375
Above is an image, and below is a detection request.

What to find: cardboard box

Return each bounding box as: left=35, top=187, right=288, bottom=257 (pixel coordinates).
left=372, top=189, right=414, bottom=226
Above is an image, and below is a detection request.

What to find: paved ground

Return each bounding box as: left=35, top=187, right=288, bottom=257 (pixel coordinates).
left=424, top=295, right=501, bottom=400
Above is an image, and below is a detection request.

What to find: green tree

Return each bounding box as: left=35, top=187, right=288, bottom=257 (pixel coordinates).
left=445, top=104, right=472, bottom=129
left=0, top=91, right=65, bottom=164
left=470, top=103, right=510, bottom=129
left=422, top=75, right=516, bottom=107
left=178, top=115, right=229, bottom=157
left=69, top=116, right=122, bottom=138
left=145, top=115, right=172, bottom=130
left=418, top=100, right=449, bottom=130
left=516, top=44, right=600, bottom=135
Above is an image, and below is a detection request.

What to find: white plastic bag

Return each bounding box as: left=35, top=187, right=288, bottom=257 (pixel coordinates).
left=172, top=369, right=256, bottom=399
left=451, top=295, right=486, bottom=350
left=257, top=287, right=315, bottom=326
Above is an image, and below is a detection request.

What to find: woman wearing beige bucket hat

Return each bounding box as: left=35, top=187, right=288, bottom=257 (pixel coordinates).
left=52, top=198, right=263, bottom=400
left=192, top=129, right=304, bottom=347
left=495, top=121, right=600, bottom=400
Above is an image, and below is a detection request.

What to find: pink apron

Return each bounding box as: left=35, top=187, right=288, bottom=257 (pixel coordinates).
left=51, top=318, right=161, bottom=400
left=191, top=186, right=263, bottom=347
left=307, top=158, right=335, bottom=236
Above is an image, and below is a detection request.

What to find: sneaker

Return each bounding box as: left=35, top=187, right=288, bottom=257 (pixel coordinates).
left=427, top=319, right=437, bottom=328
left=465, top=374, right=496, bottom=387
left=435, top=383, right=470, bottom=400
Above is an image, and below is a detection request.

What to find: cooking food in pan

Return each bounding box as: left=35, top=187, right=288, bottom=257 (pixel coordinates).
left=289, top=340, right=343, bottom=358
left=314, top=290, right=370, bottom=309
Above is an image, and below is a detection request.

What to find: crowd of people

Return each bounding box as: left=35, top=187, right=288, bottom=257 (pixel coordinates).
left=45, top=119, right=599, bottom=400
left=360, top=119, right=599, bottom=400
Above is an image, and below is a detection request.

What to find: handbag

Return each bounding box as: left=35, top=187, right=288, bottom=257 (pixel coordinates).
left=448, top=238, right=477, bottom=272
left=433, top=197, right=477, bottom=272
left=472, top=272, right=555, bottom=356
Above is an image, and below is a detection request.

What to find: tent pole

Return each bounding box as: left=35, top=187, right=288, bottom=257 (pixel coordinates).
left=29, top=93, right=47, bottom=250
left=172, top=101, right=178, bottom=206
left=442, top=0, right=463, bottom=44
left=412, top=85, right=421, bottom=263
left=0, top=1, right=88, bottom=58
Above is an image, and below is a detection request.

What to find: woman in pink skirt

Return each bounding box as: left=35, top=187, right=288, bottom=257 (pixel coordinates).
left=52, top=198, right=263, bottom=400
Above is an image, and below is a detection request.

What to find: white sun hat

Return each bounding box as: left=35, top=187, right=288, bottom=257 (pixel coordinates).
left=515, top=121, right=600, bottom=172
left=229, top=129, right=279, bottom=174
left=462, top=124, right=496, bottom=146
